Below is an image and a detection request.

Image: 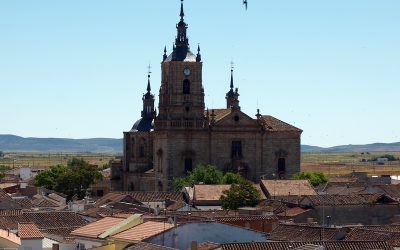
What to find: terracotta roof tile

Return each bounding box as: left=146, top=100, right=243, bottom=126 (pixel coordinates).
left=71, top=217, right=124, bottom=238
left=194, top=184, right=231, bottom=201
left=277, top=207, right=310, bottom=217
left=221, top=241, right=393, bottom=250
left=122, top=191, right=185, bottom=203
left=18, top=223, right=44, bottom=239
left=345, top=228, right=400, bottom=247
left=207, top=109, right=231, bottom=122
left=24, top=211, right=89, bottom=229
left=261, top=180, right=317, bottom=197
left=301, top=193, right=392, bottom=206
left=112, top=221, right=174, bottom=242
left=124, top=242, right=178, bottom=250
left=268, top=224, right=347, bottom=241
left=260, top=116, right=302, bottom=132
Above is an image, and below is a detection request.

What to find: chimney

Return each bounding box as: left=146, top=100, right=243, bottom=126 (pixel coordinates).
left=191, top=241, right=198, bottom=250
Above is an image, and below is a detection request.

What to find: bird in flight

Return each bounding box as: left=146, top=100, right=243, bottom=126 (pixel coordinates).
left=243, top=0, right=248, bottom=10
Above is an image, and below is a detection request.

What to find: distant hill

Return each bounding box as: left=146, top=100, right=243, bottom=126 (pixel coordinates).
left=302, top=142, right=400, bottom=153
left=1, top=134, right=399, bottom=153
left=0, top=134, right=122, bottom=153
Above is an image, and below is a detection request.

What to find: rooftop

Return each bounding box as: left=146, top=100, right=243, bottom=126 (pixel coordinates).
left=261, top=180, right=317, bottom=197
left=18, top=223, right=44, bottom=239
left=112, top=221, right=174, bottom=242
left=71, top=217, right=125, bottom=239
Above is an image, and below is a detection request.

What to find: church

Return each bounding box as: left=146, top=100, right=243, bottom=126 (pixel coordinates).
left=119, top=1, right=302, bottom=191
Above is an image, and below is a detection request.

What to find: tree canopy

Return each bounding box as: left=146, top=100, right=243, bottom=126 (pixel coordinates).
left=221, top=179, right=261, bottom=210
left=292, top=171, right=329, bottom=187
left=173, top=164, right=245, bottom=191
left=34, top=158, right=102, bottom=200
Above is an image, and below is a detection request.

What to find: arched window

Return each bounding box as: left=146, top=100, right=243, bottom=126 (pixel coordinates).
left=184, top=158, right=193, bottom=173
left=183, top=79, right=190, bottom=94
left=278, top=158, right=286, bottom=177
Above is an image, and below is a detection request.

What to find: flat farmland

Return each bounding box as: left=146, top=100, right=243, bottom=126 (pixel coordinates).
left=301, top=152, right=400, bottom=176
left=0, top=152, right=117, bottom=169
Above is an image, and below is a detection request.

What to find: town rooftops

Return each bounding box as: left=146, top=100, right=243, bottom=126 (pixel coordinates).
left=193, top=184, right=231, bottom=202
left=112, top=221, right=174, bottom=242
left=220, top=241, right=393, bottom=250
left=18, top=223, right=44, bottom=239
left=71, top=216, right=125, bottom=239
left=0, top=228, right=21, bottom=247
left=268, top=223, right=348, bottom=242
left=261, top=180, right=317, bottom=197
left=299, top=193, right=396, bottom=207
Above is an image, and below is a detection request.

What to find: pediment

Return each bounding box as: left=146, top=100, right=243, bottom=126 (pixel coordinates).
left=214, top=109, right=259, bottom=127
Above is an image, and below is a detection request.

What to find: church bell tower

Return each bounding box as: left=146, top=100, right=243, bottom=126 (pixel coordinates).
left=155, top=0, right=205, bottom=130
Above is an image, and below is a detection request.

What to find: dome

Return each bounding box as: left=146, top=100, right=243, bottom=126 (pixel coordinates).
left=130, top=118, right=153, bottom=132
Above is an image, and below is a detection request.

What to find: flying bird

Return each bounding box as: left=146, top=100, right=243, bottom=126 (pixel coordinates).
left=243, top=0, right=248, bottom=10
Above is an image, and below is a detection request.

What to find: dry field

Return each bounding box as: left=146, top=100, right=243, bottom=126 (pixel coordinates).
left=0, top=152, right=117, bottom=170
left=301, top=152, right=400, bottom=176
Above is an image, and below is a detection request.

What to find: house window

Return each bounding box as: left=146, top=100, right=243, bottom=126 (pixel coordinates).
left=184, top=158, right=193, bottom=173
left=183, top=79, right=190, bottom=94
left=231, top=141, right=242, bottom=158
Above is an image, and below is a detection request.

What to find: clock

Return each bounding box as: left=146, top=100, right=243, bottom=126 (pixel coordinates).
left=183, top=68, right=191, bottom=76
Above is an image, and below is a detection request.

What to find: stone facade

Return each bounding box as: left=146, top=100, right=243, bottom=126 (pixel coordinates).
left=118, top=2, right=302, bottom=191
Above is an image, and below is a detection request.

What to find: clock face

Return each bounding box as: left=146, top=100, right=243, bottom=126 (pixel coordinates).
left=183, top=68, right=191, bottom=76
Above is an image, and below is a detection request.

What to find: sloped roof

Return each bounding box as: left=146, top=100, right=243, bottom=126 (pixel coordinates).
left=301, top=193, right=394, bottom=206
left=0, top=228, right=21, bottom=246
left=345, top=228, right=400, bottom=247
left=121, top=191, right=185, bottom=203
left=18, top=223, right=44, bottom=239
left=268, top=224, right=347, bottom=242
left=378, top=184, right=400, bottom=199
left=112, top=221, right=174, bottom=242
left=261, top=180, right=317, bottom=197
left=277, top=207, right=310, bottom=217
left=210, top=109, right=231, bottom=122
left=221, top=241, right=393, bottom=250
left=24, top=211, right=88, bottom=229
left=193, top=185, right=231, bottom=201
left=260, top=115, right=302, bottom=132
left=71, top=217, right=125, bottom=238
left=124, top=242, right=178, bottom=250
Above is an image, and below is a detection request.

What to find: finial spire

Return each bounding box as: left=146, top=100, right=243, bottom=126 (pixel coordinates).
left=147, top=64, right=152, bottom=92
left=180, top=0, right=184, bottom=21
left=230, top=61, right=234, bottom=89
left=196, top=43, right=201, bottom=62
left=163, top=46, right=167, bottom=61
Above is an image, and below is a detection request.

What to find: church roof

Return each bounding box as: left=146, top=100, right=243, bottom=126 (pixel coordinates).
left=206, top=109, right=231, bottom=122
left=131, top=118, right=153, bottom=132
left=260, top=115, right=302, bottom=132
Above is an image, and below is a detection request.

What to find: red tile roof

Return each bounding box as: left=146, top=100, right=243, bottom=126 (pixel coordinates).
left=124, top=242, right=178, bottom=250
left=221, top=241, right=393, bottom=250
left=260, top=116, right=302, bottom=132
left=345, top=228, right=400, bottom=247
left=71, top=217, right=124, bottom=238
left=18, top=223, right=44, bottom=239
left=301, top=193, right=393, bottom=206
left=194, top=185, right=231, bottom=201
left=112, top=221, right=174, bottom=242
left=261, top=180, right=317, bottom=197
left=268, top=223, right=347, bottom=241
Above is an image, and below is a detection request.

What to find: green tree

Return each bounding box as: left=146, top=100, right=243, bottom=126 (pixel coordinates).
left=221, top=180, right=261, bottom=210
left=0, top=172, right=5, bottom=180
left=173, top=164, right=224, bottom=191
left=222, top=172, right=245, bottom=184
left=292, top=171, right=328, bottom=187
left=34, top=158, right=102, bottom=200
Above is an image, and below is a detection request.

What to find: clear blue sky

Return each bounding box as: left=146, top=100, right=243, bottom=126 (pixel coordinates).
left=0, top=0, right=399, bottom=147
